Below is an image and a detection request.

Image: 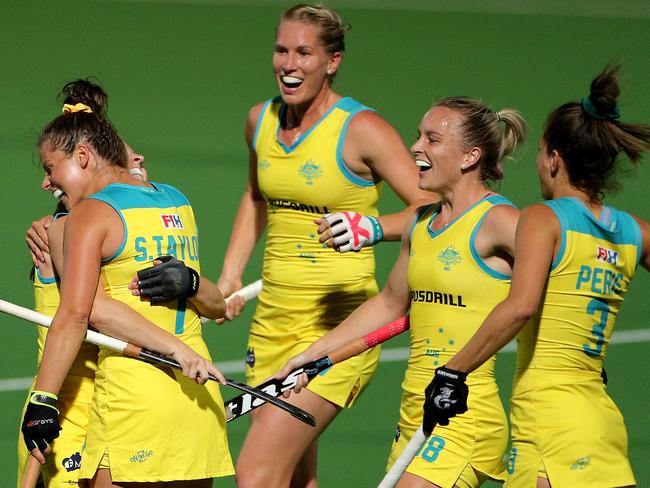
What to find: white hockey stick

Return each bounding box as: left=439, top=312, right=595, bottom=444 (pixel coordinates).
left=377, top=425, right=427, bottom=488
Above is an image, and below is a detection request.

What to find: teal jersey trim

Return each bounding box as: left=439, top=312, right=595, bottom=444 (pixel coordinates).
left=35, top=268, right=58, bottom=284
left=275, top=97, right=348, bottom=154
left=543, top=197, right=642, bottom=269
left=335, top=97, right=376, bottom=187
left=88, top=182, right=190, bottom=211
left=469, top=195, right=515, bottom=280
left=252, top=98, right=274, bottom=151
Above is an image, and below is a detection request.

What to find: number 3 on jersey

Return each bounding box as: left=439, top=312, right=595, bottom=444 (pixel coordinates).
left=583, top=298, right=610, bottom=358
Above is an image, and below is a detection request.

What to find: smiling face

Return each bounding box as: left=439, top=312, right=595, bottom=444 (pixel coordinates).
left=273, top=20, right=340, bottom=106
left=125, top=142, right=147, bottom=181
left=411, top=106, right=469, bottom=193
left=40, top=145, right=89, bottom=209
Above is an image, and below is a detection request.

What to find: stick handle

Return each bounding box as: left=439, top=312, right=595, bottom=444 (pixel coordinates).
left=377, top=426, right=427, bottom=488
left=1, top=296, right=315, bottom=426
left=226, top=279, right=262, bottom=304
left=19, top=456, right=41, bottom=488
left=329, top=316, right=410, bottom=364
left=0, top=299, right=131, bottom=352
left=201, top=279, right=263, bottom=324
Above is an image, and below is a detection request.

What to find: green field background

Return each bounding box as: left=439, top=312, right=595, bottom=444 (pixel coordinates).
left=1, top=1, right=649, bottom=485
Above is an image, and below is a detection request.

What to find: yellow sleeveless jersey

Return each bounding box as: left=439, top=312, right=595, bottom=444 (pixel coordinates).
left=254, top=96, right=383, bottom=287
left=517, top=197, right=642, bottom=377
left=89, top=182, right=202, bottom=341
left=406, top=195, right=513, bottom=389
left=34, top=267, right=97, bottom=378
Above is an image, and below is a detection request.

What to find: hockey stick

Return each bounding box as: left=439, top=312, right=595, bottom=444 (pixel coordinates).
left=224, top=315, right=410, bottom=422
left=201, top=279, right=262, bottom=324
left=0, top=297, right=315, bottom=428
left=19, top=456, right=41, bottom=488
left=377, top=425, right=428, bottom=488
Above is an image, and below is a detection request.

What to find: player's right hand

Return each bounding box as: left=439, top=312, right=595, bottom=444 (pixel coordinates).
left=214, top=277, right=244, bottom=325
left=22, top=390, right=61, bottom=462
left=422, top=366, right=468, bottom=434
left=171, top=343, right=225, bottom=386
left=274, top=353, right=312, bottom=396
left=26, top=215, right=53, bottom=267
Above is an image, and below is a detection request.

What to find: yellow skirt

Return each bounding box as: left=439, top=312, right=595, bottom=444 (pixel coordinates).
left=387, top=371, right=507, bottom=488
left=246, top=278, right=380, bottom=408
left=505, top=370, right=636, bottom=488
left=79, top=334, right=234, bottom=482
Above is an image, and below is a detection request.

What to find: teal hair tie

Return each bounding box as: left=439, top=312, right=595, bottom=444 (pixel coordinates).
left=581, top=96, right=620, bottom=121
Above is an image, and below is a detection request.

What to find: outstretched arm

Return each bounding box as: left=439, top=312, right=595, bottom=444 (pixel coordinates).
left=318, top=111, right=434, bottom=250
left=446, top=204, right=559, bottom=373
left=276, top=211, right=416, bottom=381
left=217, top=103, right=267, bottom=297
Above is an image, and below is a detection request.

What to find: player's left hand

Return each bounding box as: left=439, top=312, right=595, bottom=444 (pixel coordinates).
left=131, top=256, right=199, bottom=304
left=422, top=366, right=468, bottom=434
left=316, top=211, right=383, bottom=252
left=22, top=390, right=61, bottom=462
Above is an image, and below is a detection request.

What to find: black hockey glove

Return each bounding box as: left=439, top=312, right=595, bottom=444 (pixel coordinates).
left=22, top=390, right=61, bottom=452
left=137, top=256, right=200, bottom=304
left=423, top=366, right=468, bottom=434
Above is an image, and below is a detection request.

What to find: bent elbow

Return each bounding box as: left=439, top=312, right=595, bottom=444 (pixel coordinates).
left=512, top=303, right=536, bottom=324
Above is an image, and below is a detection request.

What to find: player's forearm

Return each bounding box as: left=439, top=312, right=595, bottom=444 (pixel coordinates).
left=89, top=297, right=181, bottom=357
left=304, top=292, right=408, bottom=359
left=220, top=192, right=267, bottom=282
left=189, top=277, right=226, bottom=319
left=35, top=312, right=88, bottom=393
left=378, top=200, right=433, bottom=241
left=446, top=299, right=531, bottom=374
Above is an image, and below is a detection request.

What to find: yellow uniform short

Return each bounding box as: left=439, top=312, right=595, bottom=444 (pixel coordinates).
left=17, top=375, right=94, bottom=488
left=387, top=374, right=507, bottom=488
left=79, top=334, right=234, bottom=482
left=505, top=370, right=636, bottom=488
left=246, top=278, right=380, bottom=408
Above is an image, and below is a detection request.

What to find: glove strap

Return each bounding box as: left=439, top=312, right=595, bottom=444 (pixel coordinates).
left=367, top=216, right=384, bottom=245
left=187, top=267, right=200, bottom=297
left=30, top=390, right=59, bottom=412
left=436, top=366, right=467, bottom=382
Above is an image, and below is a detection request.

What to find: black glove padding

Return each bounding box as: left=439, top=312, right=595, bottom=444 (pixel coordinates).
left=423, top=366, right=468, bottom=434
left=137, top=256, right=200, bottom=304
left=22, top=391, right=61, bottom=452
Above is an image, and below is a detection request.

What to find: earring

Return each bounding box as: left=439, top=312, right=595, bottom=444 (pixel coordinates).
left=460, top=164, right=467, bottom=170
left=327, top=69, right=333, bottom=74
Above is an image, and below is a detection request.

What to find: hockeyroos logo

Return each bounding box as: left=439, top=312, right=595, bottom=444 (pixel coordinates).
left=596, top=246, right=618, bottom=265
left=130, top=449, right=154, bottom=463
left=161, top=214, right=183, bottom=229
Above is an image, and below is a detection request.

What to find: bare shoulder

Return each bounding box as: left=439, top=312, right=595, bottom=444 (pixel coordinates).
left=485, top=202, right=520, bottom=229
left=67, top=199, right=120, bottom=229
left=345, top=109, right=411, bottom=171
left=347, top=109, right=401, bottom=142
left=245, top=102, right=268, bottom=142
left=47, top=214, right=67, bottom=241
left=521, top=202, right=557, bottom=221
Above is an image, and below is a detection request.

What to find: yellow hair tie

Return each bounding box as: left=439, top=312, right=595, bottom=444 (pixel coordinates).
left=62, top=103, right=93, bottom=114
